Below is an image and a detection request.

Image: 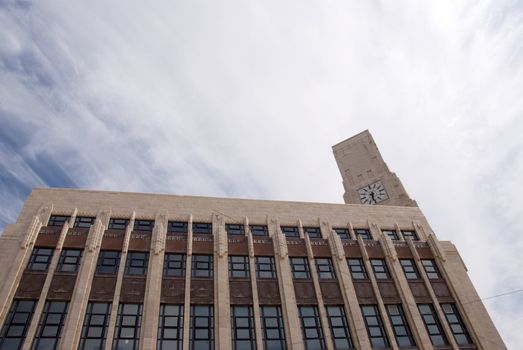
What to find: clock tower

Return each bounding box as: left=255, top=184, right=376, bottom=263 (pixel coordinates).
left=332, top=130, right=417, bottom=207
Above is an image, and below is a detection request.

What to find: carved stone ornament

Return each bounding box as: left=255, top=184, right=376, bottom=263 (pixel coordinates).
left=216, top=226, right=228, bottom=257
left=152, top=212, right=167, bottom=255
left=329, top=230, right=345, bottom=261
left=381, top=235, right=398, bottom=261
left=20, top=216, right=41, bottom=249
left=86, top=219, right=103, bottom=252
left=427, top=233, right=446, bottom=262
left=274, top=229, right=288, bottom=259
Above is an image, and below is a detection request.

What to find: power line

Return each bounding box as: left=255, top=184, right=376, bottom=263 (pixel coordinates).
left=462, top=288, right=523, bottom=305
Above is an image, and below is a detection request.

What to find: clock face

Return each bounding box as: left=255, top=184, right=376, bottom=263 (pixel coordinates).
left=358, top=181, right=388, bottom=205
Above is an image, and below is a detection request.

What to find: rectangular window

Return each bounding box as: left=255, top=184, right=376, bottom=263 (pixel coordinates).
left=192, top=223, right=212, bottom=234
left=280, top=226, right=299, bottom=238
left=370, top=259, right=390, bottom=280
left=56, top=249, right=83, bottom=273
left=418, top=304, right=448, bottom=346
left=47, top=215, right=69, bottom=227
left=399, top=259, right=419, bottom=279
left=229, top=256, right=250, bottom=278
left=167, top=221, right=188, bottom=234
left=250, top=225, right=268, bottom=236
left=441, top=303, right=473, bottom=345
left=260, top=306, right=286, bottom=350
left=189, top=305, right=214, bottom=350
left=231, top=306, right=256, bottom=350
left=31, top=301, right=68, bottom=350
left=112, top=304, right=142, bottom=350
left=290, top=257, right=311, bottom=279
left=354, top=229, right=372, bottom=240
left=299, top=306, right=326, bottom=350
left=325, top=306, right=354, bottom=350
left=96, top=251, right=121, bottom=274
left=133, top=220, right=154, bottom=232
left=361, top=305, right=389, bottom=348
left=74, top=216, right=95, bottom=228
left=192, top=255, right=213, bottom=278
left=26, top=248, right=53, bottom=271
left=386, top=304, right=415, bottom=347
left=157, top=304, right=184, bottom=350
left=226, top=224, right=245, bottom=236
left=164, top=254, right=186, bottom=277
left=255, top=256, right=277, bottom=279
left=304, top=227, right=321, bottom=238
left=421, top=259, right=441, bottom=279
left=78, top=302, right=111, bottom=350
left=382, top=230, right=399, bottom=240
left=125, top=252, right=149, bottom=275
left=108, top=218, right=129, bottom=230
left=0, top=300, right=36, bottom=350
left=401, top=230, right=419, bottom=241
left=333, top=228, right=350, bottom=239
left=315, top=258, right=336, bottom=279
left=347, top=258, right=367, bottom=280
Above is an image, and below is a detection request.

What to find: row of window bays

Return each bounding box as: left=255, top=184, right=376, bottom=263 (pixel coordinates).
left=45, top=214, right=423, bottom=241
left=0, top=299, right=473, bottom=350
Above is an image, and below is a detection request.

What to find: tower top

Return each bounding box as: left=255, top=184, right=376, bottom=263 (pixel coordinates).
left=332, top=130, right=416, bottom=207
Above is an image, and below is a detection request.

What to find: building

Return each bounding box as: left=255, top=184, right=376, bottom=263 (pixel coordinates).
left=0, top=130, right=506, bottom=350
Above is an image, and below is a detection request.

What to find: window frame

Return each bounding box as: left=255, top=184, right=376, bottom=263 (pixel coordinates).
left=260, top=306, right=286, bottom=350
left=192, top=222, right=212, bottom=235
left=56, top=249, right=83, bottom=273
left=333, top=228, right=350, bottom=239
left=290, top=257, right=311, bottom=279
left=255, top=256, right=277, bottom=279
left=249, top=225, right=268, bottom=236
left=280, top=226, right=299, bottom=238
left=96, top=251, right=121, bottom=274
left=157, top=304, right=184, bottom=350
left=74, top=216, right=95, bottom=228
left=108, top=218, right=129, bottom=231
left=0, top=299, right=36, bottom=350
left=298, top=306, right=326, bottom=350
left=354, top=229, right=372, bottom=240
left=78, top=302, right=111, bottom=350
left=228, top=256, right=250, bottom=279
left=26, top=248, right=54, bottom=271
left=441, top=303, right=473, bottom=345
left=421, top=259, right=441, bottom=280
left=370, top=259, right=390, bottom=280
left=31, top=301, right=68, bottom=350
left=386, top=304, right=416, bottom=347
left=399, top=259, right=420, bottom=280
left=163, top=254, right=186, bottom=277
left=47, top=215, right=69, bottom=227
left=133, top=220, right=154, bottom=232
left=382, top=230, right=399, bottom=240
left=125, top=252, right=149, bottom=276
left=167, top=221, right=188, bottom=234
left=189, top=305, right=214, bottom=350
left=225, top=224, right=245, bottom=236
left=303, top=227, right=321, bottom=238
left=347, top=258, right=368, bottom=280
left=418, top=304, right=448, bottom=347
left=112, top=303, right=142, bottom=350
left=315, top=258, right=336, bottom=280
left=191, top=255, right=213, bottom=278
left=360, top=305, right=390, bottom=348
left=231, top=306, right=256, bottom=350
left=325, top=306, right=354, bottom=350
left=401, top=230, right=419, bottom=241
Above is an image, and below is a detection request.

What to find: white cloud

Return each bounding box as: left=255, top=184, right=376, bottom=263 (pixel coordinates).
left=1, top=0, right=522, bottom=346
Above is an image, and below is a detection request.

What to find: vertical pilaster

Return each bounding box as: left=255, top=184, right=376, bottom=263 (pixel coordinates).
left=0, top=204, right=53, bottom=326
left=182, top=214, right=193, bottom=350
left=104, top=212, right=135, bottom=350
left=271, top=219, right=304, bottom=350
left=22, top=213, right=74, bottom=350
left=140, top=211, right=168, bottom=349
left=246, top=217, right=264, bottom=350
left=213, top=214, right=231, bottom=349
left=59, top=209, right=110, bottom=349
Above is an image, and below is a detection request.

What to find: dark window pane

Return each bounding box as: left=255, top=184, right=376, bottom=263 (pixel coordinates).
left=27, top=248, right=54, bottom=271
left=250, top=225, right=268, bottom=236
left=48, top=215, right=69, bottom=227
left=281, top=226, right=299, bottom=238
left=299, top=306, right=325, bottom=350
left=192, top=223, right=212, bottom=234
left=290, top=258, right=311, bottom=279
left=361, top=305, right=389, bottom=349
left=192, top=255, right=213, bottom=278
left=32, top=301, right=68, bottom=350
left=347, top=259, right=367, bottom=280
left=333, top=228, right=350, bottom=239
left=418, top=304, right=448, bottom=346
left=226, top=224, right=245, bottom=236
left=168, top=221, right=188, bottom=234
left=108, top=219, right=129, bottom=230
left=354, top=229, right=372, bottom=240
left=304, top=227, right=321, bottom=238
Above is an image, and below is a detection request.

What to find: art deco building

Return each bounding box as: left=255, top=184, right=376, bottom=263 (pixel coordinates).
left=0, top=130, right=506, bottom=350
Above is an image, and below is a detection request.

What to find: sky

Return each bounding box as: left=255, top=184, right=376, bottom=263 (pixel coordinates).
left=1, top=0, right=522, bottom=347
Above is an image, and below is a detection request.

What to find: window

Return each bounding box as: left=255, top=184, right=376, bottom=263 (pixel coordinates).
left=112, top=304, right=142, bottom=350
left=333, top=228, right=350, bottom=239
left=125, top=252, right=149, bottom=275
left=74, top=216, right=95, bottom=228
left=231, top=306, right=256, bottom=350
left=304, top=227, right=321, bottom=238
left=315, top=258, right=336, bottom=279
left=226, top=224, right=245, bottom=236
left=26, top=248, right=53, bottom=271
left=399, top=259, right=419, bottom=280
left=386, top=304, right=415, bottom=347
left=192, top=255, right=213, bottom=278
left=189, top=305, right=214, bottom=350
left=360, top=305, right=389, bottom=348
left=290, top=257, right=311, bottom=279
left=157, top=304, right=184, bottom=350
left=192, top=222, right=212, bottom=234
left=325, top=306, right=354, bottom=350
left=47, top=215, right=69, bottom=227
left=168, top=221, right=188, bottom=234
left=347, top=258, right=367, bottom=280
left=56, top=249, right=83, bottom=273
left=280, top=226, right=299, bottom=238
left=441, top=303, right=473, bottom=345
left=299, top=306, right=325, bottom=350
left=229, top=256, right=250, bottom=278
left=164, top=254, right=186, bottom=277
left=96, top=251, right=121, bottom=274
left=382, top=230, right=398, bottom=240
left=108, top=218, right=129, bottom=230
left=370, top=259, right=390, bottom=280
left=260, top=306, right=286, bottom=350
left=354, top=229, right=372, bottom=240
left=418, top=304, right=448, bottom=346
left=31, top=301, right=68, bottom=350
left=0, top=300, right=36, bottom=350
left=250, top=225, right=268, bottom=236
left=78, top=302, right=111, bottom=350
left=401, top=230, right=418, bottom=241
left=133, top=220, right=154, bottom=232
left=255, top=256, right=277, bottom=279
left=421, top=259, right=441, bottom=279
